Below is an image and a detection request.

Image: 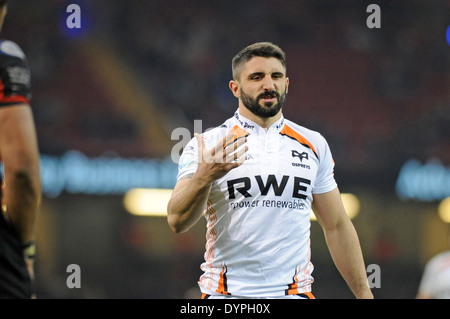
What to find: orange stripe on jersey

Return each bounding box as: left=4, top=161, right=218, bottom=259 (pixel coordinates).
left=285, top=264, right=316, bottom=297
left=286, top=283, right=299, bottom=295
left=204, top=199, right=217, bottom=263
left=300, top=292, right=315, bottom=299
left=279, top=124, right=318, bottom=159
left=216, top=265, right=231, bottom=295
left=286, top=268, right=301, bottom=295
left=224, top=125, right=249, bottom=149
left=286, top=286, right=315, bottom=299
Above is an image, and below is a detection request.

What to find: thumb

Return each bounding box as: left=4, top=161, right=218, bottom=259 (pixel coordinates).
left=194, top=133, right=205, bottom=150
left=194, top=133, right=207, bottom=164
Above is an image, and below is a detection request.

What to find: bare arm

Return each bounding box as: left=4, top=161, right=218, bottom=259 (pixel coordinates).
left=167, top=174, right=212, bottom=233
left=167, top=132, right=247, bottom=233
left=312, top=187, right=373, bottom=299
left=0, top=104, right=41, bottom=244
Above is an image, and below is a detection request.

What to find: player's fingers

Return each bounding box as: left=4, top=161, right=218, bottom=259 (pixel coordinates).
left=214, top=132, right=235, bottom=154
left=230, top=152, right=246, bottom=168
left=224, top=136, right=247, bottom=158
left=194, top=133, right=208, bottom=164
left=228, top=145, right=248, bottom=161
left=237, top=145, right=248, bottom=159
left=194, top=133, right=205, bottom=151
left=212, top=132, right=236, bottom=162
left=232, top=135, right=247, bottom=150
left=212, top=133, right=227, bottom=154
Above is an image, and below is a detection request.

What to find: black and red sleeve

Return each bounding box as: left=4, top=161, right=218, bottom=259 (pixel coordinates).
left=0, top=39, right=31, bottom=107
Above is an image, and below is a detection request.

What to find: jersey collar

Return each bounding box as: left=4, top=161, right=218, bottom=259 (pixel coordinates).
left=233, top=109, right=285, bottom=134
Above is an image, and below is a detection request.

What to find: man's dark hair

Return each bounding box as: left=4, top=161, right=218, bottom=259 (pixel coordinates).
left=232, top=42, right=286, bottom=80
left=0, top=0, right=7, bottom=7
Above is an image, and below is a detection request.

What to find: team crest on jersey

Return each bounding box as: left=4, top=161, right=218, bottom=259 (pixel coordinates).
left=291, top=150, right=310, bottom=169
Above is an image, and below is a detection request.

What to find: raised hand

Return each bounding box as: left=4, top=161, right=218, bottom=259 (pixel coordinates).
left=194, top=131, right=248, bottom=183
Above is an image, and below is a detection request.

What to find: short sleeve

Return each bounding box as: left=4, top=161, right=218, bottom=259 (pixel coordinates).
left=312, top=135, right=337, bottom=194
left=177, top=137, right=199, bottom=181
left=0, top=40, right=31, bottom=107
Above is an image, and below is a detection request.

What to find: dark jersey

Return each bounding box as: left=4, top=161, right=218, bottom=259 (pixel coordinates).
left=0, top=39, right=33, bottom=299
left=0, top=39, right=31, bottom=107
left=0, top=39, right=31, bottom=198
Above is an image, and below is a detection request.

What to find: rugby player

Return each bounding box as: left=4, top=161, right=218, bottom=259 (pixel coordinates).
left=167, top=42, right=373, bottom=299
left=417, top=228, right=450, bottom=299
left=0, top=0, right=41, bottom=298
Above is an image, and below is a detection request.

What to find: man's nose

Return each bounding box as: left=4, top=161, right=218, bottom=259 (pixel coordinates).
left=262, top=76, right=275, bottom=91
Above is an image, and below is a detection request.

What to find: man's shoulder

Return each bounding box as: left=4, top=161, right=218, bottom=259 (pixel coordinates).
left=282, top=118, right=327, bottom=145
left=0, top=39, right=27, bottom=60
left=201, top=116, right=237, bottom=139
left=428, top=250, right=450, bottom=267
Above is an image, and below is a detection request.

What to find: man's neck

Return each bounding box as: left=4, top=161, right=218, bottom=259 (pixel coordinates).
left=238, top=104, right=282, bottom=131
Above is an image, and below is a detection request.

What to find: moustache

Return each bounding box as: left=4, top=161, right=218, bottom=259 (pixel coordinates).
left=257, top=90, right=281, bottom=101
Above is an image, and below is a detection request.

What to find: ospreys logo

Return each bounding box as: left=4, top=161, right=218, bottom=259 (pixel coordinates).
left=291, top=150, right=310, bottom=169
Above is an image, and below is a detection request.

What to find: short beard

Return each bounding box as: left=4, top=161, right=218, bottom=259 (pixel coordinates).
left=240, top=88, right=287, bottom=118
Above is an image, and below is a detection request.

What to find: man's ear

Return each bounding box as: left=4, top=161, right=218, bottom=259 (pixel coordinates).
left=229, top=80, right=240, bottom=98
left=285, top=77, right=289, bottom=94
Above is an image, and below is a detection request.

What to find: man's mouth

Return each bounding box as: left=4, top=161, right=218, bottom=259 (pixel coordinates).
left=259, top=91, right=278, bottom=103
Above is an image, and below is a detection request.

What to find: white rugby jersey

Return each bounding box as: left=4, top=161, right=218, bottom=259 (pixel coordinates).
left=177, top=110, right=337, bottom=297
left=418, top=251, right=450, bottom=299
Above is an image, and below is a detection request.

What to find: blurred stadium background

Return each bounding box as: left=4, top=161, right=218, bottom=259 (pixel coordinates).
left=3, top=0, right=449, bottom=298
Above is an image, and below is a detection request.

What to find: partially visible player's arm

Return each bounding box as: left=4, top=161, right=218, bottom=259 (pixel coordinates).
left=167, top=132, right=247, bottom=233
left=312, top=187, right=373, bottom=299
left=416, top=257, right=437, bottom=299
left=0, top=104, right=41, bottom=244
left=167, top=174, right=213, bottom=233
